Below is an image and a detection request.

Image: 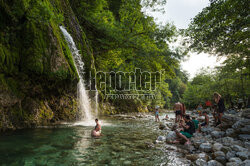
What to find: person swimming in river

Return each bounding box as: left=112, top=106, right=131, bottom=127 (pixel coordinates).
left=174, top=102, right=182, bottom=123
left=91, top=119, right=102, bottom=137
left=155, top=106, right=160, bottom=122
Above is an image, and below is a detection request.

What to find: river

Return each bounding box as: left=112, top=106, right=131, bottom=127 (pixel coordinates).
left=0, top=113, right=187, bottom=166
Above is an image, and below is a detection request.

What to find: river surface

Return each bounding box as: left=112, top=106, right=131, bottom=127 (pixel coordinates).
left=0, top=113, right=185, bottom=166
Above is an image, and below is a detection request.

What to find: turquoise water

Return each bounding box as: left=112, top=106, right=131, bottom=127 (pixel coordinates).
left=0, top=117, right=175, bottom=166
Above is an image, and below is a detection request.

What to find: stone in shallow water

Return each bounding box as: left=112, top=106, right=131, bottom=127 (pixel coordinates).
left=157, top=135, right=165, bottom=142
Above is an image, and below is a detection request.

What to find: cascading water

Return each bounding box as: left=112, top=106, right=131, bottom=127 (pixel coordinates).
left=59, top=26, right=93, bottom=123
left=95, top=85, right=99, bottom=116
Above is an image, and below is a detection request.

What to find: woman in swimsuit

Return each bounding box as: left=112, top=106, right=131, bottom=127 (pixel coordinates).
left=155, top=106, right=160, bottom=122
left=91, top=119, right=102, bottom=137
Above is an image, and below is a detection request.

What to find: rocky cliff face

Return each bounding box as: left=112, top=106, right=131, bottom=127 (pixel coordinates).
left=0, top=0, right=94, bottom=131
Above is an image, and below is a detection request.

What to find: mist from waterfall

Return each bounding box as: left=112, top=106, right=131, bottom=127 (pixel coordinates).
left=59, top=26, right=95, bottom=124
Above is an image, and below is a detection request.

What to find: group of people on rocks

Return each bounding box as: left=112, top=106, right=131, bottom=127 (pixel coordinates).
left=155, top=92, right=225, bottom=145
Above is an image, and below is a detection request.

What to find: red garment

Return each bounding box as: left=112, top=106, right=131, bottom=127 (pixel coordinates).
left=206, top=100, right=212, bottom=107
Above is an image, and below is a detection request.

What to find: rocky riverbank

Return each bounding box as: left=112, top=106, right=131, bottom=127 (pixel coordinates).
left=156, top=108, right=250, bottom=166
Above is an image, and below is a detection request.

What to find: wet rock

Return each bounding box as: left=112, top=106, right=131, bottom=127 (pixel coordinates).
left=213, top=143, right=223, bottom=152
left=233, top=119, right=250, bottom=129
left=238, top=134, right=250, bottom=141
left=211, top=131, right=225, bottom=138
left=207, top=160, right=223, bottom=166
left=221, top=146, right=232, bottom=154
left=165, top=131, right=177, bottom=142
left=229, top=157, right=242, bottom=163
left=157, top=136, right=166, bottom=142
left=244, top=142, right=250, bottom=151
left=226, top=162, right=241, bottom=166
left=226, top=128, right=236, bottom=137
left=241, top=108, right=250, bottom=119
left=159, top=123, right=166, bottom=130
left=222, top=137, right=234, bottom=146
left=226, top=151, right=236, bottom=160
left=231, top=145, right=247, bottom=152
left=123, top=160, right=131, bottom=165
left=191, top=135, right=207, bottom=149
left=240, top=125, right=250, bottom=133
left=195, top=158, right=207, bottom=166
left=215, top=156, right=227, bottom=165
left=201, top=127, right=214, bottom=134
left=186, top=153, right=209, bottom=162
left=213, top=151, right=226, bottom=158
left=200, top=143, right=212, bottom=152
left=240, top=160, right=250, bottom=166
left=236, top=151, right=249, bottom=161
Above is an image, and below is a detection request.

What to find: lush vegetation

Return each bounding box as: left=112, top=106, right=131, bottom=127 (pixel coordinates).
left=182, top=0, right=250, bottom=109
left=69, top=0, right=188, bottom=112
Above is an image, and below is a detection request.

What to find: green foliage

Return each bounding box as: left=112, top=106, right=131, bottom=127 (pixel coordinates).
left=187, top=0, right=249, bottom=58
left=69, top=0, right=185, bottom=111
left=183, top=67, right=250, bottom=109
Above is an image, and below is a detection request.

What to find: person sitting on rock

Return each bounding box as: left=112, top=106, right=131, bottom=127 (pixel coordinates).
left=198, top=111, right=209, bottom=132
left=173, top=115, right=195, bottom=145
left=192, top=116, right=199, bottom=132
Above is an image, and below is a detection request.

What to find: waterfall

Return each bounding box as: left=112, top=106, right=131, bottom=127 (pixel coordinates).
left=95, top=85, right=99, bottom=116
left=59, top=26, right=93, bottom=122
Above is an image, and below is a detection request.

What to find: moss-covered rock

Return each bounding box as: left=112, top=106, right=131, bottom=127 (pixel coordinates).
left=0, top=0, right=95, bottom=131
